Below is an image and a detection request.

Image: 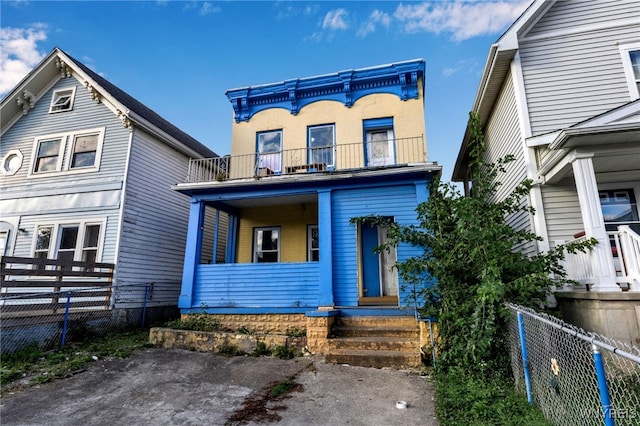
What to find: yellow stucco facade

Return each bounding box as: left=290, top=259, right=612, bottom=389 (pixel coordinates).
left=236, top=203, right=319, bottom=263
left=230, top=91, right=427, bottom=163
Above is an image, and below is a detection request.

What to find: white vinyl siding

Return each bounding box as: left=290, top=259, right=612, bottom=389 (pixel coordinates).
left=115, top=130, right=217, bottom=307
left=0, top=78, right=129, bottom=188
left=540, top=181, right=584, bottom=243
left=525, top=0, right=637, bottom=37
left=519, top=0, right=640, bottom=135
left=482, top=71, right=535, bottom=256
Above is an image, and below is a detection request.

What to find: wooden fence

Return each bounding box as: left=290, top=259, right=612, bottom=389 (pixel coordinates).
left=0, top=256, right=114, bottom=323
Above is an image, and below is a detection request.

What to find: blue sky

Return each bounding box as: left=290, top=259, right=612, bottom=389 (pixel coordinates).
left=1, top=0, right=531, bottom=180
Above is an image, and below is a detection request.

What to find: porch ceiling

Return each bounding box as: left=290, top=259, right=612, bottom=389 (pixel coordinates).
left=216, top=193, right=318, bottom=209
left=541, top=143, right=640, bottom=184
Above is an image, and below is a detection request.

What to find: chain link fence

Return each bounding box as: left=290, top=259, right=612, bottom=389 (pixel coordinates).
left=507, top=303, right=640, bottom=426
left=1, top=283, right=180, bottom=354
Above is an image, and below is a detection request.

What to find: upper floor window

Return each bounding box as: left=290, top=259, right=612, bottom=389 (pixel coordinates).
left=49, top=87, right=76, bottom=113
left=28, top=127, right=105, bottom=176
left=253, top=227, right=280, bottom=263
left=619, top=43, right=640, bottom=99
left=257, top=130, right=282, bottom=174
left=363, top=117, right=395, bottom=166
left=1, top=149, right=24, bottom=176
left=70, top=132, right=99, bottom=169
left=308, top=125, right=335, bottom=168
left=33, top=136, right=65, bottom=173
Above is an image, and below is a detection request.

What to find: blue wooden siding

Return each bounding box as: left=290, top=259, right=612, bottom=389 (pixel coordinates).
left=331, top=184, right=425, bottom=307
left=191, top=262, right=320, bottom=310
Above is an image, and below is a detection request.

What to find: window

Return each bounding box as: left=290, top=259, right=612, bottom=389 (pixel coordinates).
left=32, top=221, right=105, bottom=264
left=363, top=118, right=395, bottom=166
left=307, top=225, right=319, bottom=261
left=600, top=189, right=640, bottom=234
left=253, top=227, right=280, bottom=263
left=49, top=87, right=76, bottom=113
left=308, top=125, right=335, bottom=167
left=70, top=132, right=99, bottom=169
left=34, top=226, right=52, bottom=270
left=1, top=149, right=23, bottom=176
left=82, top=224, right=101, bottom=263
left=29, top=127, right=105, bottom=176
left=0, top=230, right=8, bottom=256
left=257, top=130, right=282, bottom=173
left=630, top=50, right=640, bottom=96
left=33, top=136, right=65, bottom=173
left=56, top=225, right=79, bottom=263
left=620, top=43, right=640, bottom=99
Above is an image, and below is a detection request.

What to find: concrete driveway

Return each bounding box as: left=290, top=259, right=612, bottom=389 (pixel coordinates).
left=1, top=348, right=438, bottom=426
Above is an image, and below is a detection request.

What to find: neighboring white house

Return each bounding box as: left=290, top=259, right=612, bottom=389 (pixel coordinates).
left=0, top=47, right=221, bottom=323
left=452, top=0, right=640, bottom=344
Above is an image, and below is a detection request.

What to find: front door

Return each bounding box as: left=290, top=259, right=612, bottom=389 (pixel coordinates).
left=359, top=222, right=398, bottom=305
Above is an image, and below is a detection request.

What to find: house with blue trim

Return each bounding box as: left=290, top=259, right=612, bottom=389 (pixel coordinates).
left=173, top=60, right=441, bottom=366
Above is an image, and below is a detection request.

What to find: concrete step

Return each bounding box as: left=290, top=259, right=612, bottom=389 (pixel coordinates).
left=335, top=316, right=418, bottom=328
left=332, top=325, right=418, bottom=339
left=328, top=336, right=419, bottom=352
left=324, top=349, right=422, bottom=369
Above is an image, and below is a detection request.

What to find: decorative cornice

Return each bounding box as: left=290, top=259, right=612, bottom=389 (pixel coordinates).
left=84, top=81, right=101, bottom=103
left=55, top=57, right=72, bottom=78
left=226, top=59, right=425, bottom=122
left=117, top=110, right=132, bottom=129
left=16, top=90, right=35, bottom=115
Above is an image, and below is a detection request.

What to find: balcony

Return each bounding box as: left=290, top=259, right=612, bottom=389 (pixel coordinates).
left=185, top=136, right=426, bottom=184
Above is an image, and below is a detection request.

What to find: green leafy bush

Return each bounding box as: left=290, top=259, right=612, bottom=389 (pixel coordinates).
left=352, top=112, right=594, bottom=424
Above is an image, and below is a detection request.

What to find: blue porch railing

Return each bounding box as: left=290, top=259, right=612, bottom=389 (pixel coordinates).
left=190, top=262, right=320, bottom=309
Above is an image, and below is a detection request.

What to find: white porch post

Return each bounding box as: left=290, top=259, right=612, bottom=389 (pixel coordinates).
left=571, top=155, right=619, bottom=291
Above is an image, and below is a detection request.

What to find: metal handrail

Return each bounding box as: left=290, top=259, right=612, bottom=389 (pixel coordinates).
left=185, top=135, right=427, bottom=183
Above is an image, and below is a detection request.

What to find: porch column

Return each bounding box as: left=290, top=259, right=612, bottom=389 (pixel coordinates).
left=571, top=155, right=619, bottom=292
left=317, top=190, right=334, bottom=307
left=179, top=199, right=205, bottom=309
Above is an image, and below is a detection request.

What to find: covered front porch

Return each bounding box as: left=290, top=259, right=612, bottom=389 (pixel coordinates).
left=174, top=166, right=436, bottom=316
left=537, top=100, right=640, bottom=293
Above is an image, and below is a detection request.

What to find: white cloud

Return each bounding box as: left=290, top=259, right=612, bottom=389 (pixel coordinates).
left=0, top=25, right=47, bottom=95
left=394, top=0, right=531, bottom=41
left=199, top=2, right=221, bottom=16
left=442, top=67, right=458, bottom=77
left=357, top=9, right=392, bottom=38
left=322, top=9, right=349, bottom=31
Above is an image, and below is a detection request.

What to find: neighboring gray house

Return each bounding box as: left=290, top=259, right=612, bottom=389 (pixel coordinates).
left=0, top=47, right=220, bottom=322
left=452, top=0, right=640, bottom=344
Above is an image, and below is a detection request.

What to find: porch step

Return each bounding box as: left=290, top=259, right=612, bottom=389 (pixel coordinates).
left=328, top=336, right=419, bottom=352
left=324, top=349, right=422, bottom=369
left=324, top=316, right=421, bottom=369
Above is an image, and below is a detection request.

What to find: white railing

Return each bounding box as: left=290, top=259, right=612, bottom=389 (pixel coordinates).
left=561, top=226, right=640, bottom=291
left=185, top=136, right=427, bottom=183
left=613, top=225, right=640, bottom=291
left=560, top=235, right=596, bottom=288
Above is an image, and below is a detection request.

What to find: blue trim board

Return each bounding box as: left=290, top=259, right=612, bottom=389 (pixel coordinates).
left=181, top=307, right=313, bottom=315
left=226, top=59, right=425, bottom=122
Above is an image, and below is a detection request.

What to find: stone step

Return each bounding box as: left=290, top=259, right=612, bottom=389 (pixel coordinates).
left=328, top=336, right=419, bottom=352
left=335, top=316, right=418, bottom=328
left=332, top=325, right=418, bottom=339
left=324, top=349, right=422, bottom=369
